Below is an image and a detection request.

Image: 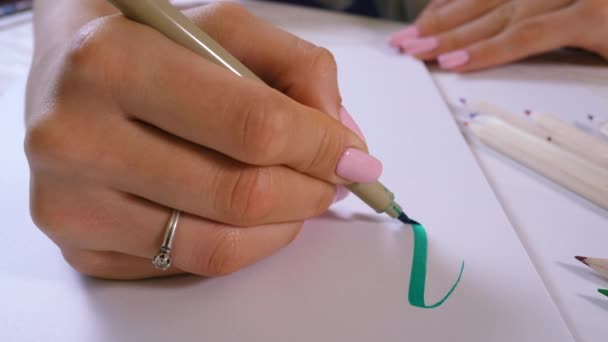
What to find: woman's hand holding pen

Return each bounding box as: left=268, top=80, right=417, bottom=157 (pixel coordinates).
left=389, top=0, right=608, bottom=71
left=25, top=3, right=379, bottom=279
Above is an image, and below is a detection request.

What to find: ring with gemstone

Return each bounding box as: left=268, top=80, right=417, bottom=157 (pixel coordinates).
left=152, top=209, right=181, bottom=271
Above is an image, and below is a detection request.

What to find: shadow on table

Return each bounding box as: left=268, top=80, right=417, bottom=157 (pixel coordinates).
left=579, top=294, right=608, bottom=313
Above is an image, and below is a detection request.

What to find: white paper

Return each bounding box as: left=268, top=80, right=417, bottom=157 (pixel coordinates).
left=0, top=46, right=574, bottom=341
left=434, top=61, right=608, bottom=342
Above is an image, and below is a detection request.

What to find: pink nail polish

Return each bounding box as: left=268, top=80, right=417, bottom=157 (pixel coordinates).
left=332, top=185, right=350, bottom=204
left=336, top=148, right=383, bottom=183
left=438, top=50, right=470, bottom=69
left=339, top=107, right=366, bottom=142
left=388, top=25, right=420, bottom=47
left=402, top=37, right=438, bottom=55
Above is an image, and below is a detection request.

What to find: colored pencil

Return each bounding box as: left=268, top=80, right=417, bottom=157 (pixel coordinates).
left=467, top=116, right=608, bottom=210
left=575, top=256, right=608, bottom=280
left=598, top=289, right=608, bottom=298
left=465, top=101, right=608, bottom=171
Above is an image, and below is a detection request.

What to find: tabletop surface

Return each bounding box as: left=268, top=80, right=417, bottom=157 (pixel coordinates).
left=1, top=1, right=607, bottom=341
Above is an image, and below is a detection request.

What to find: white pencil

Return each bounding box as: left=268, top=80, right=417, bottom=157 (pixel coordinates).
left=468, top=115, right=608, bottom=210
left=465, top=101, right=548, bottom=138
left=576, top=256, right=608, bottom=280
left=529, top=111, right=608, bottom=170
left=466, top=101, right=608, bottom=171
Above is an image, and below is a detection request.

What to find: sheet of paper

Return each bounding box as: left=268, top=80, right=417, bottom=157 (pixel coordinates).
left=1, top=45, right=573, bottom=341
left=435, top=60, right=608, bottom=342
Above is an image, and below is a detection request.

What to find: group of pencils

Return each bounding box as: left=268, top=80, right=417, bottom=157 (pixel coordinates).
left=575, top=256, right=608, bottom=299
left=454, top=101, right=608, bottom=300
left=459, top=100, right=608, bottom=210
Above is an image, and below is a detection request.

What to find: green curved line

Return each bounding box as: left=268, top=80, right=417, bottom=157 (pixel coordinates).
left=408, top=223, right=464, bottom=309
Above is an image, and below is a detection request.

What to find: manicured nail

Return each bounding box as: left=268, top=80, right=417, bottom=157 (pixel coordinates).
left=339, top=107, right=366, bottom=142
left=332, top=185, right=350, bottom=204
left=336, top=148, right=383, bottom=183
left=401, top=37, right=438, bottom=55
left=438, top=50, right=470, bottom=69
left=388, top=25, right=420, bottom=47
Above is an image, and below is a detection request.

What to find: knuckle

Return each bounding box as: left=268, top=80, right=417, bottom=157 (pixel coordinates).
left=29, top=190, right=61, bottom=235
left=65, top=18, right=114, bottom=82
left=306, top=46, right=338, bottom=77
left=225, top=167, right=275, bottom=225
left=302, top=123, right=345, bottom=175
left=240, top=95, right=288, bottom=164
left=511, top=21, right=546, bottom=46
left=24, top=110, right=81, bottom=172
left=205, top=1, right=250, bottom=20
left=205, top=229, right=245, bottom=276
left=497, top=2, right=515, bottom=23
left=62, top=250, right=112, bottom=278
left=25, top=114, right=63, bottom=168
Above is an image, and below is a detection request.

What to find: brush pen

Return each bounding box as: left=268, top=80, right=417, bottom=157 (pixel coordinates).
left=106, top=0, right=416, bottom=224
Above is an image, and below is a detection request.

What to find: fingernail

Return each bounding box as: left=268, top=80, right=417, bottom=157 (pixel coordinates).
left=388, top=25, right=420, bottom=47
left=401, top=37, right=438, bottom=55
left=336, top=148, right=383, bottom=183
left=438, top=50, right=470, bottom=69
left=339, top=106, right=366, bottom=142
left=332, top=185, right=350, bottom=204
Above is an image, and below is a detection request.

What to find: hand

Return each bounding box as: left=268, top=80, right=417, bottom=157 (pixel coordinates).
left=25, top=3, right=375, bottom=279
left=388, top=0, right=608, bottom=71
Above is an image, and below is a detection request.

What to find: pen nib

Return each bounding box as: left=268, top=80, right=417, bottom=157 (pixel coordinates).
left=398, top=213, right=420, bottom=226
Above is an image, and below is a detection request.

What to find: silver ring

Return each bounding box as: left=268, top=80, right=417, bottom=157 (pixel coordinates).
left=152, top=209, right=181, bottom=271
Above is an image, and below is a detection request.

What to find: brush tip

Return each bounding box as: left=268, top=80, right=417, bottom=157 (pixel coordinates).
left=575, top=256, right=588, bottom=265
left=397, top=213, right=419, bottom=226
left=598, top=289, right=608, bottom=297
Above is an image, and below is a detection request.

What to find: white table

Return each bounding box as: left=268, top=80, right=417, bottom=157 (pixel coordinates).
left=1, top=2, right=607, bottom=341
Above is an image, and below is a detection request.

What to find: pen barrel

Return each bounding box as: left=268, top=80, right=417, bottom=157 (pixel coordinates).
left=107, top=0, right=262, bottom=81
left=347, top=182, right=402, bottom=218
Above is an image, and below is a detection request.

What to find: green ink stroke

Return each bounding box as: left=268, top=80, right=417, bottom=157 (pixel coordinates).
left=408, top=223, right=465, bottom=309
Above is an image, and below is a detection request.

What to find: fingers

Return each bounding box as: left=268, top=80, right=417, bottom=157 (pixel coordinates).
left=390, top=0, right=582, bottom=72
left=390, top=0, right=506, bottom=48
left=110, top=122, right=336, bottom=226
left=443, top=8, right=580, bottom=72
left=31, top=115, right=336, bottom=227
left=38, top=185, right=303, bottom=278
left=75, top=15, right=373, bottom=185
left=565, top=1, right=608, bottom=59
left=416, top=0, right=507, bottom=36
left=409, top=2, right=514, bottom=59
left=185, top=3, right=342, bottom=117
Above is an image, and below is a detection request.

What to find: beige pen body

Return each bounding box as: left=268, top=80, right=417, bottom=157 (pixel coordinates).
left=469, top=116, right=608, bottom=210
left=107, top=0, right=402, bottom=219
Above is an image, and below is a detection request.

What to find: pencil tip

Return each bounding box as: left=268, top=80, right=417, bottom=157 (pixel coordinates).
left=397, top=213, right=419, bottom=226
left=575, top=256, right=588, bottom=265
left=598, top=289, right=608, bottom=298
